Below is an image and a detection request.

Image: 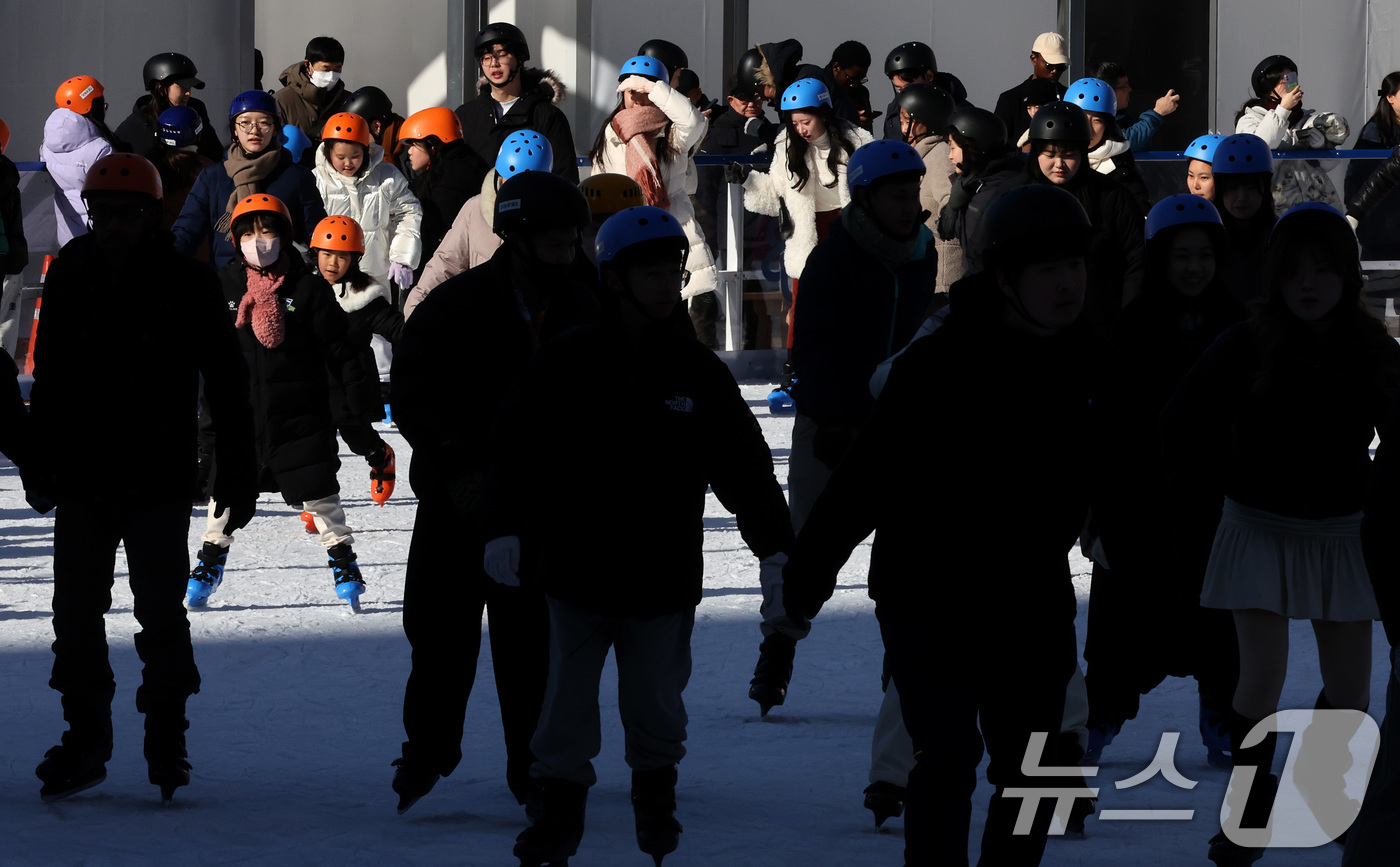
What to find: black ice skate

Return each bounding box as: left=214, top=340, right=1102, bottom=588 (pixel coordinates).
left=632, top=766, right=682, bottom=866
left=863, top=780, right=905, bottom=828
left=390, top=756, right=440, bottom=815
left=145, top=712, right=191, bottom=805
left=748, top=632, right=796, bottom=716
left=514, top=778, right=588, bottom=867
left=36, top=719, right=113, bottom=803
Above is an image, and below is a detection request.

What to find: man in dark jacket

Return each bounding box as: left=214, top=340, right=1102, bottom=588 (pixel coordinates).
left=26, top=154, right=255, bottom=805
left=113, top=53, right=224, bottom=162
left=993, top=32, right=1069, bottom=145
left=273, top=36, right=349, bottom=141
left=784, top=184, right=1161, bottom=867
left=456, top=23, right=579, bottom=182
left=0, top=137, right=30, bottom=357
left=490, top=205, right=792, bottom=866
left=388, top=171, right=599, bottom=816
left=881, top=41, right=970, bottom=142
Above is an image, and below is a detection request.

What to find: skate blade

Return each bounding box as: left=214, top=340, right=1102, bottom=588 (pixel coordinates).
left=396, top=794, right=422, bottom=815
left=160, top=785, right=178, bottom=805
left=40, top=770, right=107, bottom=803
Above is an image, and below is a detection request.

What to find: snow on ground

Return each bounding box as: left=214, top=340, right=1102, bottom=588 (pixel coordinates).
left=0, top=382, right=1385, bottom=865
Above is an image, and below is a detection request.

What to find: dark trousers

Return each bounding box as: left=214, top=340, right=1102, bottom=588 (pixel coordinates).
left=1342, top=645, right=1400, bottom=866
left=878, top=604, right=1077, bottom=867
left=400, top=491, right=550, bottom=803
left=337, top=417, right=386, bottom=460
left=50, top=500, right=200, bottom=721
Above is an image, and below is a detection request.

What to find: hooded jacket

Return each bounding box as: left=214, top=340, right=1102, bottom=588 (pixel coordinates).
left=274, top=62, right=348, bottom=141
left=404, top=170, right=503, bottom=318
left=40, top=109, right=115, bottom=246
left=455, top=68, right=579, bottom=182
left=114, top=94, right=224, bottom=162
left=939, top=150, right=1028, bottom=275
left=739, top=121, right=874, bottom=280
left=756, top=40, right=806, bottom=100
left=0, top=154, right=28, bottom=276
left=312, top=142, right=423, bottom=282
left=592, top=78, right=718, bottom=298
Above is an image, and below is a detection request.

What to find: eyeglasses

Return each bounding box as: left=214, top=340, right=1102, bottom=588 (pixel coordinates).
left=480, top=50, right=513, bottom=67
left=235, top=120, right=275, bottom=132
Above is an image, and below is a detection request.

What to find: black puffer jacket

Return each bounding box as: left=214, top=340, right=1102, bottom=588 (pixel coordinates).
left=939, top=150, right=1027, bottom=275
left=113, top=94, right=224, bottom=162
left=1113, top=281, right=1245, bottom=414
left=411, top=140, right=489, bottom=267
left=329, top=278, right=402, bottom=426
left=218, top=254, right=366, bottom=503
left=0, top=153, right=28, bottom=276
left=485, top=309, right=793, bottom=618
left=455, top=68, right=579, bottom=182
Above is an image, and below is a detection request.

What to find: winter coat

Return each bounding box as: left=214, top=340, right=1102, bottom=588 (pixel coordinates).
left=913, top=135, right=962, bottom=292
left=0, top=154, right=28, bottom=276
left=404, top=171, right=502, bottom=318
left=410, top=140, right=488, bottom=269
left=485, top=311, right=794, bottom=618
left=218, top=254, right=367, bottom=503
left=328, top=277, right=402, bottom=425
left=791, top=211, right=937, bottom=429
left=28, top=231, right=253, bottom=505
left=455, top=68, right=580, bottom=182
left=941, top=151, right=1028, bottom=275
left=40, top=109, right=115, bottom=246
left=392, top=245, right=600, bottom=517
left=1346, top=125, right=1400, bottom=257
left=1236, top=104, right=1345, bottom=214
left=782, top=270, right=1164, bottom=618
left=882, top=71, right=971, bottom=142
left=740, top=122, right=874, bottom=280
left=274, top=62, right=348, bottom=141
left=114, top=95, right=224, bottom=162
left=1162, top=320, right=1400, bottom=521
left=994, top=77, right=1068, bottom=145
left=172, top=147, right=324, bottom=269
left=312, top=142, right=423, bottom=282
left=593, top=78, right=719, bottom=298
left=1088, top=140, right=1151, bottom=214
left=1112, top=283, right=1245, bottom=415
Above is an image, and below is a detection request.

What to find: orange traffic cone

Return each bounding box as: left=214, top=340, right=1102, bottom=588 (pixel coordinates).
left=370, top=444, right=396, bottom=506
left=21, top=255, right=55, bottom=375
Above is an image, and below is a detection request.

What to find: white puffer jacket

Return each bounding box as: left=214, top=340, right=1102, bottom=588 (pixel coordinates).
left=592, top=78, right=716, bottom=299
left=313, top=143, right=423, bottom=282
left=40, top=109, right=114, bottom=245
left=740, top=121, right=874, bottom=279
left=1236, top=104, right=1347, bottom=214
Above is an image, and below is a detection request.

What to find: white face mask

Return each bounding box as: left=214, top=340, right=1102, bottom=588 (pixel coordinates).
left=241, top=236, right=281, bottom=268
left=309, top=69, right=342, bottom=89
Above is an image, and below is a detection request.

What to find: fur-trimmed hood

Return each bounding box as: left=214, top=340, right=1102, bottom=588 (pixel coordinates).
left=756, top=40, right=804, bottom=93
left=330, top=277, right=391, bottom=313
left=475, top=67, right=568, bottom=107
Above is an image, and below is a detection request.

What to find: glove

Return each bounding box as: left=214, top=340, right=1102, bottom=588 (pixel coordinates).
left=483, top=536, right=522, bottom=586
left=778, top=199, right=795, bottom=240
left=212, top=489, right=257, bottom=534
left=812, top=425, right=856, bottom=470
left=1347, top=214, right=1361, bottom=232
left=725, top=161, right=751, bottom=184
left=389, top=262, right=415, bottom=290
left=617, top=75, right=656, bottom=95
left=1299, top=126, right=1327, bottom=149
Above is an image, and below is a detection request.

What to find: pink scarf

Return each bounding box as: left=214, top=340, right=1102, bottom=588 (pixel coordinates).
left=236, top=259, right=288, bottom=349
left=611, top=106, right=671, bottom=210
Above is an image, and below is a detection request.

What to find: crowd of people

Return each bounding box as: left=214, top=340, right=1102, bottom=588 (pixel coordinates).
left=2, top=21, right=1400, bottom=867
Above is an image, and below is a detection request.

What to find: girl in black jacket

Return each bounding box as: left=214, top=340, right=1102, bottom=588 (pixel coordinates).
left=1162, top=203, right=1400, bottom=864
left=398, top=107, right=488, bottom=270
left=187, top=194, right=372, bottom=612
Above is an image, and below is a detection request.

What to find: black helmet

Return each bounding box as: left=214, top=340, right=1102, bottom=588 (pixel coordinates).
left=143, top=52, right=203, bottom=92
left=639, top=39, right=688, bottom=74
left=895, top=84, right=956, bottom=133
left=947, top=107, right=1007, bottom=152
left=884, top=42, right=936, bottom=79
left=1028, top=101, right=1091, bottom=144
left=981, top=184, right=1092, bottom=264
left=475, top=22, right=530, bottom=63
left=341, top=86, right=393, bottom=124
left=1251, top=54, right=1297, bottom=99
left=735, top=48, right=765, bottom=98
left=494, top=171, right=591, bottom=237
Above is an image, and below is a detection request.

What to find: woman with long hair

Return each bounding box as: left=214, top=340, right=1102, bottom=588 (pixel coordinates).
left=1343, top=71, right=1400, bottom=317
left=1211, top=134, right=1278, bottom=309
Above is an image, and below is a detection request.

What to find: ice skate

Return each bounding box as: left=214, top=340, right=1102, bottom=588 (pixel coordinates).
left=328, top=543, right=365, bottom=612
left=748, top=632, right=796, bottom=716
left=863, top=780, right=905, bottom=828
left=767, top=362, right=797, bottom=413
left=390, top=756, right=439, bottom=815
left=1208, top=831, right=1263, bottom=866
left=36, top=720, right=113, bottom=803
left=186, top=542, right=228, bottom=607
left=145, top=712, right=190, bottom=805
left=514, top=778, right=587, bottom=867
left=369, top=443, right=396, bottom=506
left=632, top=767, right=681, bottom=865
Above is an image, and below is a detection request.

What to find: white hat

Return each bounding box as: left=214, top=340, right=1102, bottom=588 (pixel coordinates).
left=1032, top=32, right=1069, bottom=66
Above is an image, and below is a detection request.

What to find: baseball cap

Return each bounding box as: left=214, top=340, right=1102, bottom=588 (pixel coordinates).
left=1032, top=32, right=1069, bottom=66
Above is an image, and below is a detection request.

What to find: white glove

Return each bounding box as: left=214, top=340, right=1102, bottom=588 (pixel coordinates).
left=389, top=262, right=415, bottom=290
left=1299, top=126, right=1327, bottom=149
left=617, top=75, right=656, bottom=95
left=483, top=536, right=521, bottom=586
left=1347, top=214, right=1361, bottom=232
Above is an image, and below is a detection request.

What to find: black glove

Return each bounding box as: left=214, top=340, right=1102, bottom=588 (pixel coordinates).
left=812, top=425, right=857, bottom=470
left=212, top=486, right=257, bottom=533
left=724, top=161, right=751, bottom=184
left=778, top=199, right=795, bottom=240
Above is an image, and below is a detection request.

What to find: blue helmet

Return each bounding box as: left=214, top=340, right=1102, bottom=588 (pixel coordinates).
left=158, top=105, right=203, bottom=148
left=847, top=139, right=924, bottom=193
left=618, top=55, right=669, bottom=83
left=495, top=130, right=554, bottom=179
left=228, top=89, right=280, bottom=120
left=780, top=78, right=832, bottom=112
left=1145, top=194, right=1223, bottom=241
left=280, top=124, right=313, bottom=163
left=1184, top=133, right=1225, bottom=163
left=1268, top=202, right=1360, bottom=278
left=1211, top=133, right=1273, bottom=175
left=595, top=205, right=688, bottom=274
left=1064, top=78, right=1117, bottom=115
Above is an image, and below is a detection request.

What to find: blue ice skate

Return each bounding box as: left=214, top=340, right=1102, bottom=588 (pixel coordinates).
left=328, top=543, right=365, bottom=613
left=186, top=542, right=227, bottom=608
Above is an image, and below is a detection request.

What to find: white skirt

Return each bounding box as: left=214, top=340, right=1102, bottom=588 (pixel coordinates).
left=1199, top=498, right=1379, bottom=622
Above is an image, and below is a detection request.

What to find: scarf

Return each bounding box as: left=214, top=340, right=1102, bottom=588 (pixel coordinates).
left=236, top=257, right=288, bottom=348
left=216, top=143, right=284, bottom=235
left=612, top=105, right=671, bottom=209
left=1088, top=139, right=1131, bottom=176
left=843, top=204, right=929, bottom=270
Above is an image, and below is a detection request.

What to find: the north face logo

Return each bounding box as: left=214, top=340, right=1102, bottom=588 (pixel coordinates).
left=665, top=396, right=694, bottom=413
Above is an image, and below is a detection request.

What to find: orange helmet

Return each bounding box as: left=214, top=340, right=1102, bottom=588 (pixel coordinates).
left=0, top=117, right=9, bottom=154
left=397, top=107, right=462, bottom=149
left=56, top=76, right=104, bottom=113
left=580, top=173, right=645, bottom=216
left=321, top=112, right=372, bottom=147
left=231, top=193, right=293, bottom=226
left=81, top=153, right=163, bottom=200
left=310, top=216, right=366, bottom=254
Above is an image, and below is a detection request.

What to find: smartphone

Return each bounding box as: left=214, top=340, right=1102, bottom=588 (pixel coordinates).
left=1284, top=71, right=1299, bottom=92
